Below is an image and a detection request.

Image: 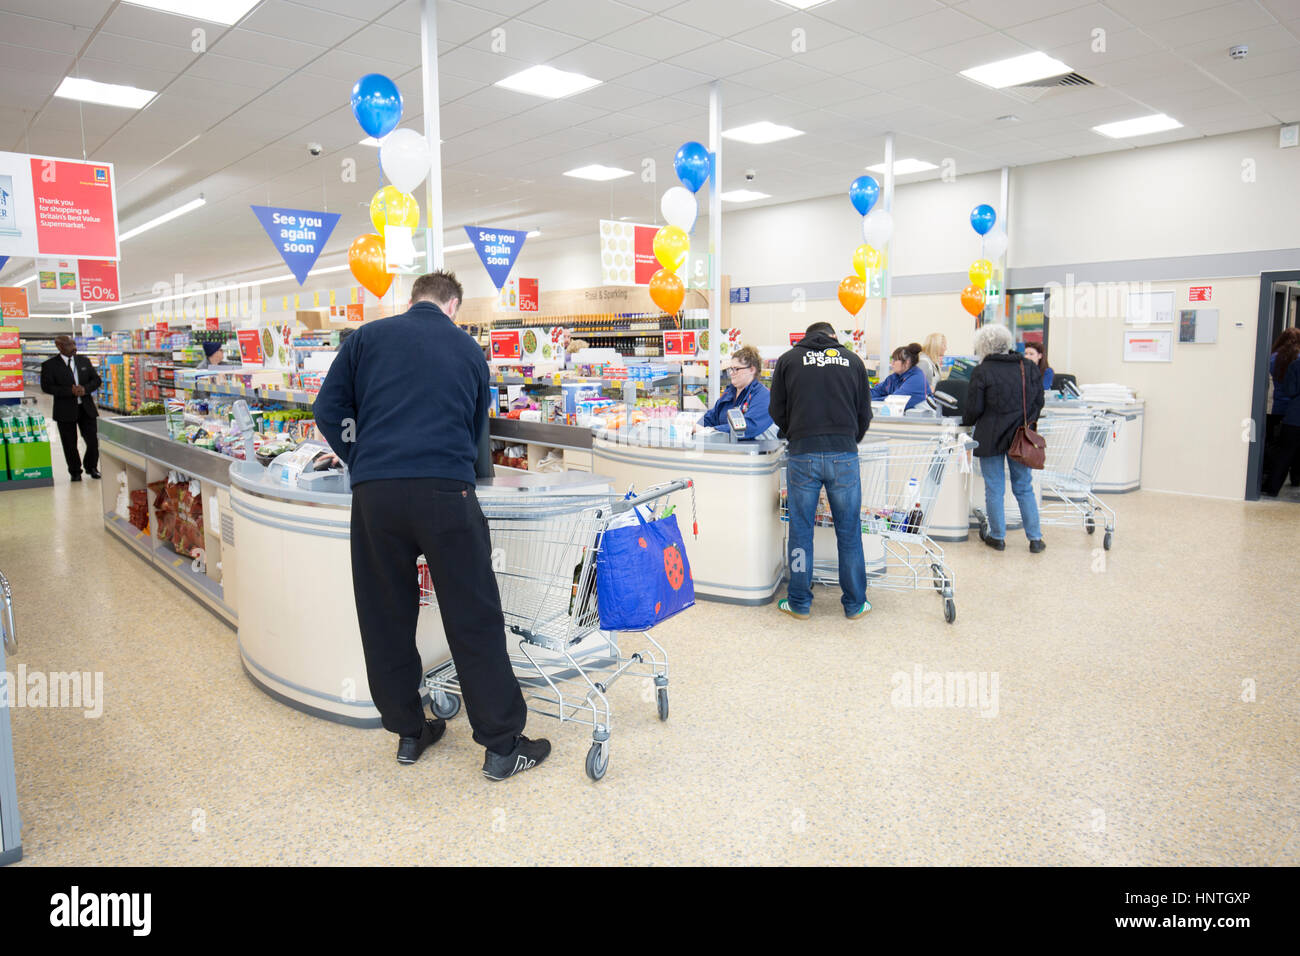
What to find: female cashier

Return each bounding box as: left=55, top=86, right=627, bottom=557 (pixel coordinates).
left=871, top=343, right=930, bottom=410
left=1024, top=342, right=1054, bottom=390
left=695, top=345, right=775, bottom=439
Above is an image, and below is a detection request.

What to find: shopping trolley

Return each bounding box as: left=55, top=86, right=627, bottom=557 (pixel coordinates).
left=779, top=433, right=974, bottom=623
left=423, top=479, right=695, bottom=781
left=1, top=570, right=23, bottom=865
left=1033, top=411, right=1127, bottom=550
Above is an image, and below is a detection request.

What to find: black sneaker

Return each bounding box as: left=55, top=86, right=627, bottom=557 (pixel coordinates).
left=396, top=718, right=446, bottom=765
left=983, top=535, right=1005, bottom=551
left=1029, top=539, right=1046, bottom=553
left=482, top=735, right=551, bottom=781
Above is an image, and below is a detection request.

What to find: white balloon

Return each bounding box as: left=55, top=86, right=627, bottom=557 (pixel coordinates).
left=661, top=186, right=697, bottom=231
left=380, top=128, right=432, bottom=194
left=982, top=228, right=1008, bottom=259
left=862, top=208, right=894, bottom=248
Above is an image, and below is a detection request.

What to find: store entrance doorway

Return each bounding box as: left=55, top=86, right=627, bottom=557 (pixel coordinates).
left=1247, top=271, right=1300, bottom=501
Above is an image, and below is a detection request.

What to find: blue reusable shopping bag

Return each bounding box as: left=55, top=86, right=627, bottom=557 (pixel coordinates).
left=596, top=508, right=694, bottom=631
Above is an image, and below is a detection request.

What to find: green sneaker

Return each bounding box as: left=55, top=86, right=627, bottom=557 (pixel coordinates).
left=778, top=599, right=810, bottom=620
left=845, top=601, right=872, bottom=620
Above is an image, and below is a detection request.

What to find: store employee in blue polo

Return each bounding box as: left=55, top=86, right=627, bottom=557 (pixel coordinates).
left=694, top=345, right=775, bottom=439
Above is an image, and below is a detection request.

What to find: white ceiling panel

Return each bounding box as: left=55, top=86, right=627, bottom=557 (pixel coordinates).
left=300, top=47, right=416, bottom=84
left=517, top=0, right=649, bottom=40
left=1006, top=3, right=1138, bottom=51
left=1145, top=0, right=1278, bottom=46
left=0, top=42, right=72, bottom=80
left=0, top=11, right=90, bottom=53
left=600, top=15, right=715, bottom=58
left=546, top=41, right=657, bottom=81
left=845, top=55, right=948, bottom=91
left=184, top=52, right=293, bottom=90
left=725, top=58, right=831, bottom=93
left=339, top=23, right=424, bottom=67
left=85, top=31, right=199, bottom=72
left=377, top=0, right=509, bottom=41
left=239, top=1, right=366, bottom=46
left=872, top=7, right=993, bottom=54
left=1, top=0, right=113, bottom=27
left=953, top=0, right=1094, bottom=30
left=661, top=0, right=788, bottom=38
left=616, top=61, right=712, bottom=95
left=438, top=44, right=527, bottom=83
left=215, top=27, right=328, bottom=70
left=808, top=0, right=947, bottom=32
left=920, top=31, right=1035, bottom=71
left=728, top=12, right=830, bottom=58
left=807, top=34, right=906, bottom=74
left=669, top=39, right=777, bottom=77
left=1102, top=0, right=1223, bottom=26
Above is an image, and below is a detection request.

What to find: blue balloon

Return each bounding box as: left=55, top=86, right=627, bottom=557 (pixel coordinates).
left=970, top=204, right=997, bottom=236
left=849, top=175, right=879, bottom=216
left=674, top=141, right=711, bottom=193
left=351, top=73, right=403, bottom=139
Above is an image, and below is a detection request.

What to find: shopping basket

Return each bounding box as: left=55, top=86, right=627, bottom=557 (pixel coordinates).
left=423, top=478, right=695, bottom=780
left=779, top=433, right=973, bottom=623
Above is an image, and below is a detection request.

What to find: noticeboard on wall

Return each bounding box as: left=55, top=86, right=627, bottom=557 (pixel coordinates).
left=1178, top=309, right=1219, bottom=344
left=1123, top=329, right=1173, bottom=362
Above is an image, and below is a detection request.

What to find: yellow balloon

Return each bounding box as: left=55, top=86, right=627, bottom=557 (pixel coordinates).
left=969, top=258, right=993, bottom=288
left=369, top=186, right=419, bottom=235
left=853, top=244, right=883, bottom=278
left=653, top=225, right=690, bottom=271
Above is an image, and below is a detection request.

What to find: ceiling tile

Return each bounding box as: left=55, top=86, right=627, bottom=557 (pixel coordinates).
left=239, top=1, right=366, bottom=46
left=0, top=11, right=88, bottom=53
left=726, top=58, right=831, bottom=94
left=600, top=15, right=715, bottom=58
left=1006, top=3, right=1138, bottom=52
left=616, top=61, right=713, bottom=95
left=953, top=0, right=1094, bottom=30
left=1146, top=0, right=1278, bottom=46
left=669, top=39, right=778, bottom=77
left=808, top=0, right=947, bottom=32
left=870, top=7, right=992, bottom=54
left=339, top=23, right=423, bottom=66
left=546, top=41, right=657, bottom=82
left=216, top=27, right=328, bottom=71
left=517, top=0, right=648, bottom=40
left=662, top=0, right=789, bottom=38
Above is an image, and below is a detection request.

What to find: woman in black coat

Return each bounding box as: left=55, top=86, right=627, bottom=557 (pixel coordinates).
left=962, top=324, right=1045, bottom=552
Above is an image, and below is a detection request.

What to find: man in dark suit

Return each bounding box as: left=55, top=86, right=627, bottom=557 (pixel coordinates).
left=40, top=335, right=102, bottom=482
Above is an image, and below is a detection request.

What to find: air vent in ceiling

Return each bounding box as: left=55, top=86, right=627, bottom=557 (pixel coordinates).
left=1003, top=72, right=1096, bottom=102
left=1017, top=72, right=1095, bottom=88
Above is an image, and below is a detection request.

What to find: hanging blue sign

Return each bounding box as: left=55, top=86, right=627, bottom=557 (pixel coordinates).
left=0, top=256, right=8, bottom=272
left=250, top=205, right=341, bottom=286
left=464, top=226, right=528, bottom=291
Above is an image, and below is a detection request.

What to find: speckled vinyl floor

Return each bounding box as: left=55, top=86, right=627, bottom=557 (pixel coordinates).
left=2, top=413, right=1297, bottom=865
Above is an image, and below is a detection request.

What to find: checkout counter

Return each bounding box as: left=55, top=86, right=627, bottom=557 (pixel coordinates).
left=591, top=425, right=786, bottom=605
left=228, top=457, right=611, bottom=726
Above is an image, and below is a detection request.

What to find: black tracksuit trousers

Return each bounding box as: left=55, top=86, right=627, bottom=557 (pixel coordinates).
left=349, top=477, right=525, bottom=754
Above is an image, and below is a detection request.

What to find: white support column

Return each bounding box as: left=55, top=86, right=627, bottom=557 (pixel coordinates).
left=880, top=132, right=895, bottom=374
left=420, top=0, right=444, bottom=271
left=707, top=81, right=722, bottom=407
left=998, top=164, right=1010, bottom=329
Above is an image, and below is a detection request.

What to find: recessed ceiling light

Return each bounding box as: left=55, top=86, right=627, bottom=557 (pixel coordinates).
left=496, top=65, right=601, bottom=99
left=960, top=52, right=1073, bottom=89
left=719, top=189, right=770, bottom=203
left=123, top=1, right=261, bottom=26
left=564, top=164, right=633, bottom=181
left=722, top=121, right=804, bottom=144
left=866, top=158, right=937, bottom=175
left=1093, top=113, right=1183, bottom=138
left=55, top=76, right=156, bottom=110
left=118, top=196, right=205, bottom=242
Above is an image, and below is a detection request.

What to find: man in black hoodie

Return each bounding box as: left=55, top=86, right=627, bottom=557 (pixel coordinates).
left=770, top=322, right=873, bottom=620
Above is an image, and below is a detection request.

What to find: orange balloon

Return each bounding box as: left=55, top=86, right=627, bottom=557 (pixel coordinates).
left=838, top=275, right=866, bottom=317
left=649, top=268, right=684, bottom=315
left=349, top=233, right=393, bottom=299
left=960, top=285, right=986, bottom=317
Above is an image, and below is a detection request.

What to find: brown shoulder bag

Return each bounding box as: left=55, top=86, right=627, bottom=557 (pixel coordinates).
left=1007, top=359, right=1046, bottom=469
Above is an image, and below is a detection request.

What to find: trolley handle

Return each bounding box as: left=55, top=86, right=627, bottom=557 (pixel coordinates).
left=611, top=478, right=692, bottom=513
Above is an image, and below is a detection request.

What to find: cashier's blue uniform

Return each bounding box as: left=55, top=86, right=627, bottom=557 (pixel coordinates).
left=697, top=379, right=774, bottom=439
left=870, top=364, right=929, bottom=410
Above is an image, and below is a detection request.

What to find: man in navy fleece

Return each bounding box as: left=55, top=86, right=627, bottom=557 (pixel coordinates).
left=314, top=271, right=549, bottom=781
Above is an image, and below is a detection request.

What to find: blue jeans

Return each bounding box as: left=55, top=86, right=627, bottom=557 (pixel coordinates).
left=786, top=452, right=866, bottom=613
left=979, top=454, right=1042, bottom=541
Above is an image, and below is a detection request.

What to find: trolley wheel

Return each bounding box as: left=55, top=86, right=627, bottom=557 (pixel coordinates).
left=1085, top=515, right=1096, bottom=534
left=1103, top=531, right=1113, bottom=551
left=656, top=686, right=669, bottom=722
left=430, top=693, right=461, bottom=720
left=585, top=742, right=609, bottom=781
left=943, top=598, right=956, bottom=624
